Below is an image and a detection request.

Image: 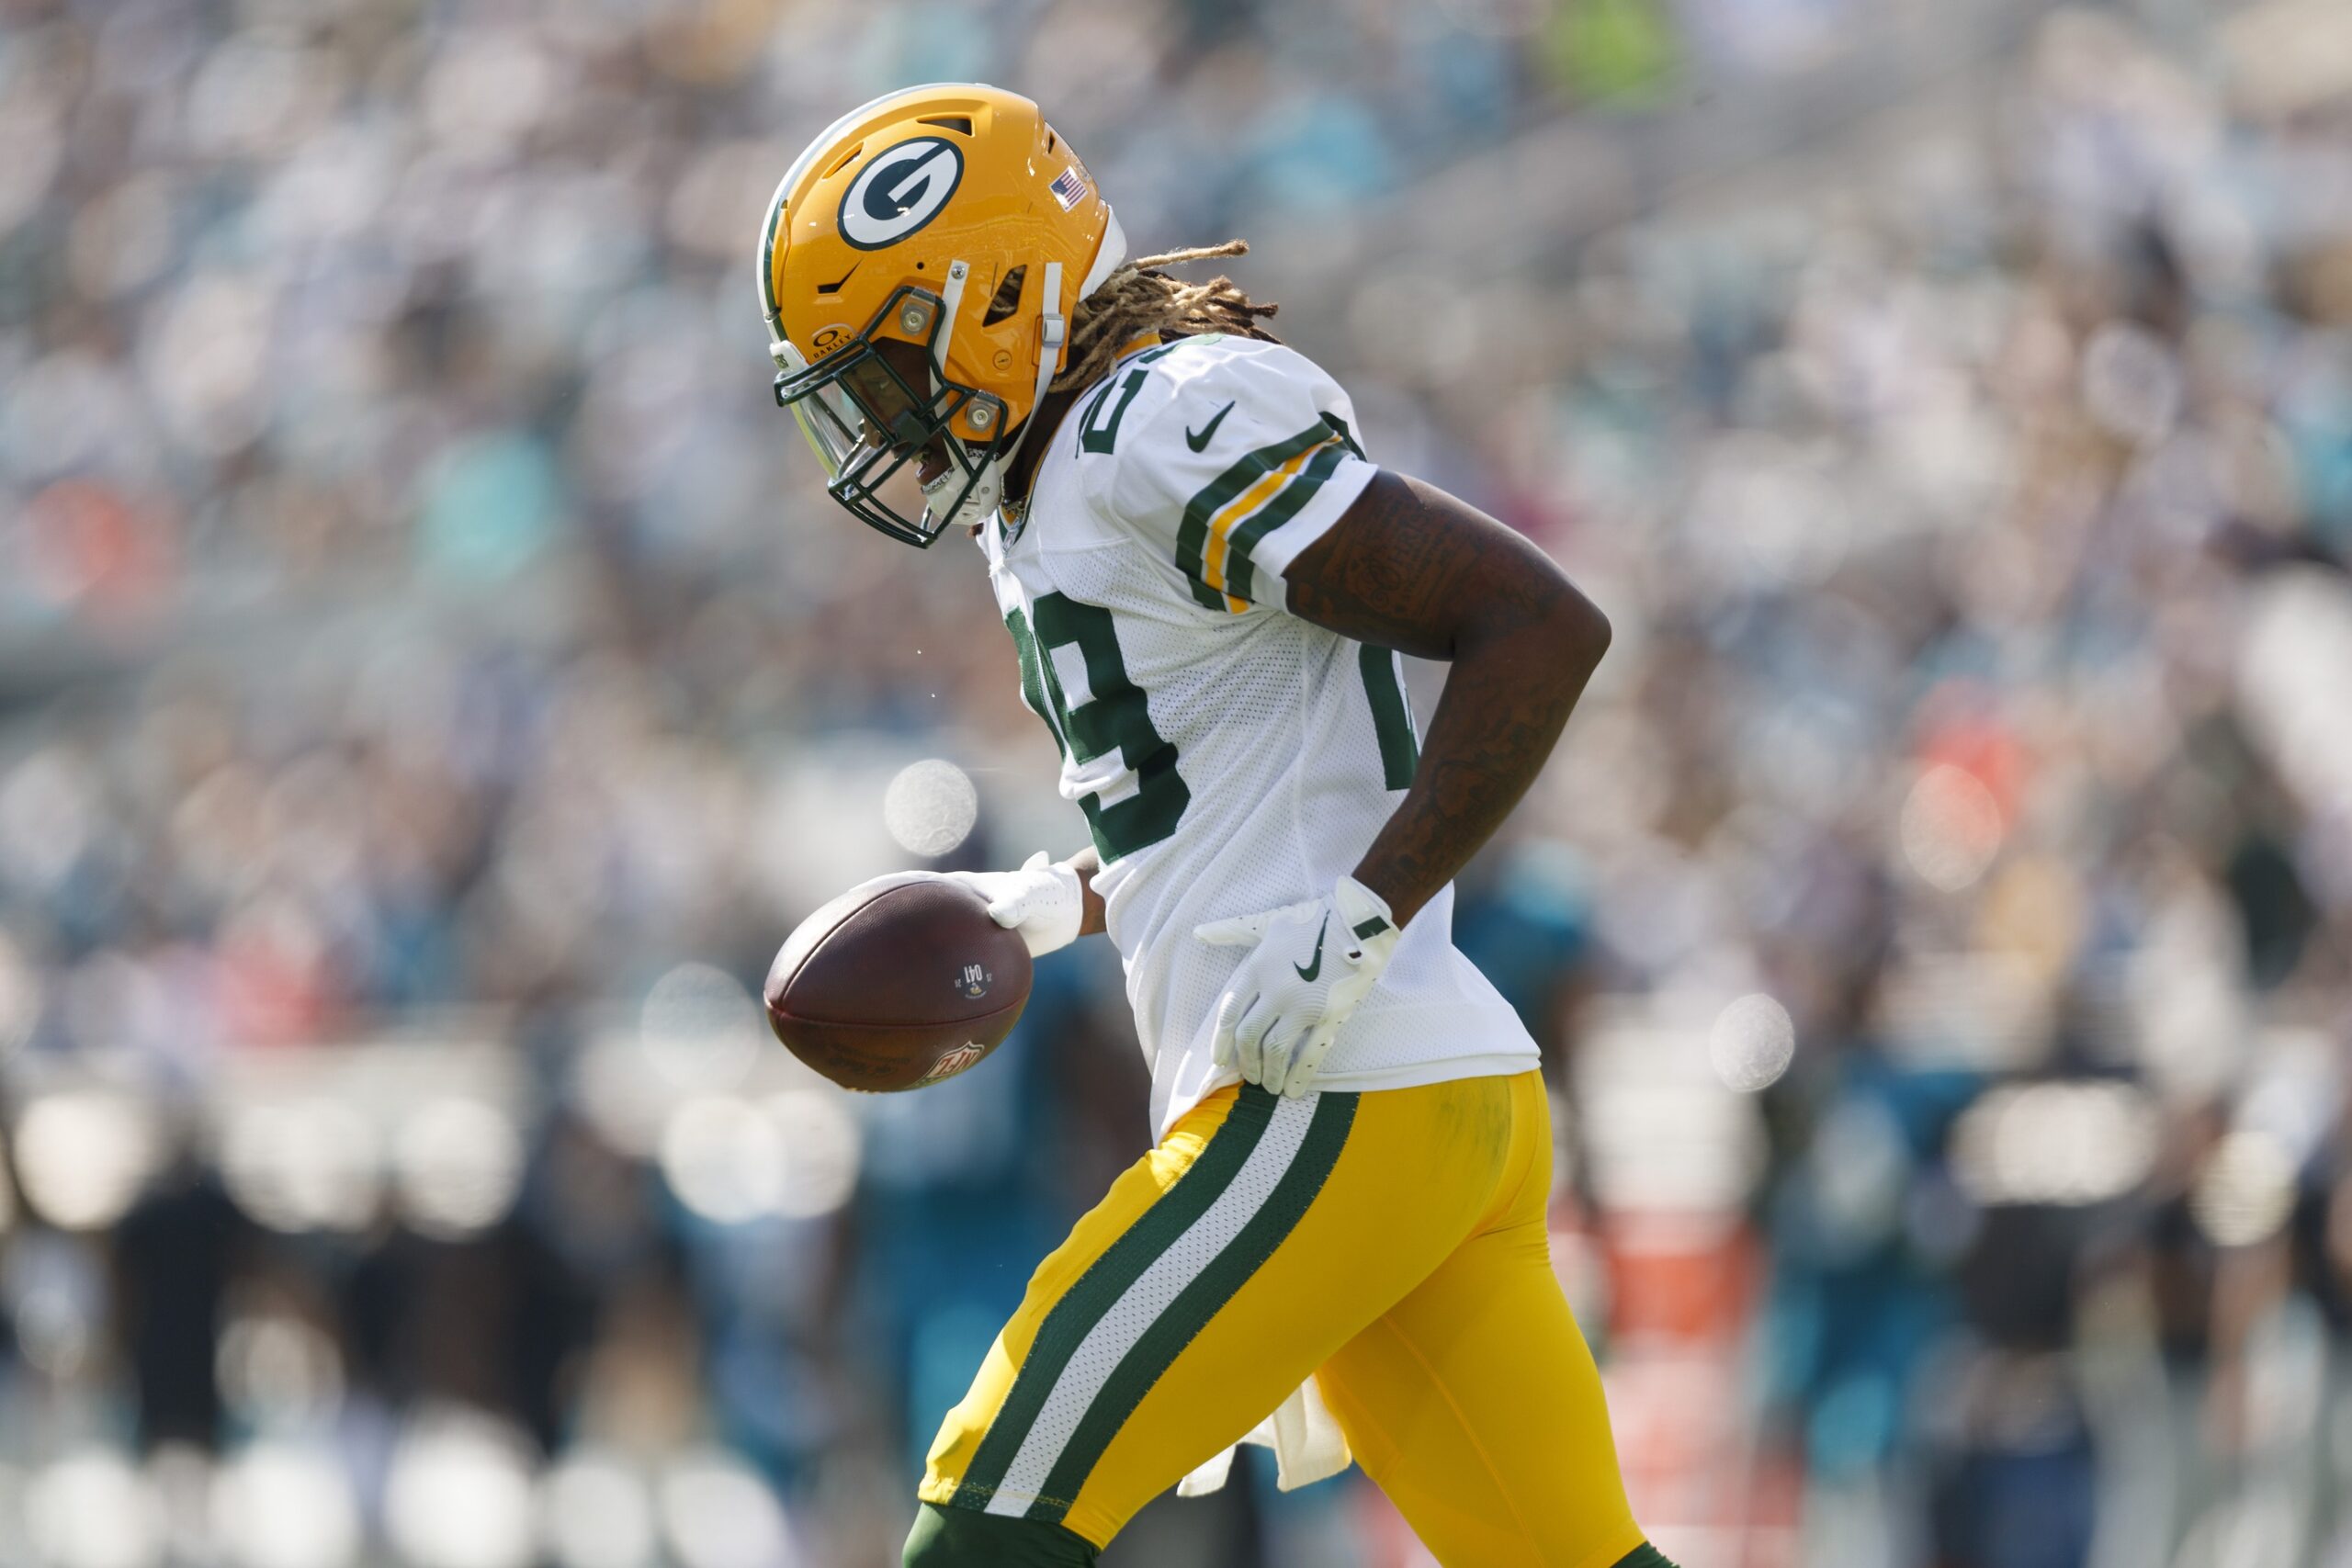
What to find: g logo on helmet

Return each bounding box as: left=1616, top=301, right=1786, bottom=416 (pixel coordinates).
left=838, top=136, right=965, bottom=251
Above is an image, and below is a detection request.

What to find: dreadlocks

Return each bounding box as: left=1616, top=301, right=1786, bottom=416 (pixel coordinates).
left=1049, top=240, right=1281, bottom=394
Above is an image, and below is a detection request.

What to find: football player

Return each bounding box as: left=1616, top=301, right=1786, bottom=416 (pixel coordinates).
left=758, top=85, right=1675, bottom=1568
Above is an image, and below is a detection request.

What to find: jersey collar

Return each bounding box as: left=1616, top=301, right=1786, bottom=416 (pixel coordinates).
left=989, top=333, right=1168, bottom=547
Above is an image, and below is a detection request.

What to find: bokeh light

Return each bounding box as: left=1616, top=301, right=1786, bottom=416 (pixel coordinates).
left=1951, top=1083, right=2160, bottom=1206
left=764, top=1090, right=862, bottom=1220
left=27, top=1448, right=164, bottom=1568
left=1577, top=999, right=1770, bottom=1219
left=212, top=1443, right=359, bottom=1568
left=1707, top=994, right=1796, bottom=1093
left=392, top=1100, right=524, bottom=1240
left=2192, top=1129, right=2299, bottom=1248
left=146, top=1444, right=212, bottom=1568
left=640, top=963, right=763, bottom=1094
left=658, top=1450, right=795, bottom=1568
left=217, top=1312, right=345, bottom=1427
left=540, top=1452, right=658, bottom=1568
left=881, top=760, right=978, bottom=858
left=219, top=1100, right=381, bottom=1233
left=660, top=1097, right=785, bottom=1225
left=383, top=1414, right=537, bottom=1568
left=15, top=1093, right=161, bottom=1232
left=1897, top=764, right=2006, bottom=892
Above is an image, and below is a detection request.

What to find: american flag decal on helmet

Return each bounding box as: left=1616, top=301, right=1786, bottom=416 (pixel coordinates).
left=1049, top=167, right=1088, bottom=210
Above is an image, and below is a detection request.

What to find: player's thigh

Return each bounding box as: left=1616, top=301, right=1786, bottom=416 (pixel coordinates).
left=916, top=1086, right=1250, bottom=1513
left=922, top=1077, right=1517, bottom=1549
left=1319, top=1184, right=1651, bottom=1564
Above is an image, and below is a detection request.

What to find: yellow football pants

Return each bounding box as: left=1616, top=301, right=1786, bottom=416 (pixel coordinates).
left=918, top=1072, right=1652, bottom=1566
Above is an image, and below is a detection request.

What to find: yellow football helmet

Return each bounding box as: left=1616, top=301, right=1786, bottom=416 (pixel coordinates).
left=757, top=84, right=1125, bottom=546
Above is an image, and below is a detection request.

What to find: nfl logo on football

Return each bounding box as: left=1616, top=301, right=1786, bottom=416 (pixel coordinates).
left=922, top=1042, right=989, bottom=1084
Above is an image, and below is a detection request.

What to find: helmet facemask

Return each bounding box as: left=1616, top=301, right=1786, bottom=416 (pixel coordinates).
left=771, top=283, right=1014, bottom=548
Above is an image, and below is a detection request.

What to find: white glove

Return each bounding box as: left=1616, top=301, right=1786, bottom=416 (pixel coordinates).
left=1193, top=875, right=1401, bottom=1098
left=942, top=851, right=1085, bottom=958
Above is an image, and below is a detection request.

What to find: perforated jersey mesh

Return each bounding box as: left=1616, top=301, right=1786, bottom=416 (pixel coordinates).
left=986, top=338, right=1536, bottom=1138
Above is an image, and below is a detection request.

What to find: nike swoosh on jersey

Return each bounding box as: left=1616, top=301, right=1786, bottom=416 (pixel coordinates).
left=1184, top=400, right=1238, bottom=452
left=1293, top=914, right=1329, bottom=982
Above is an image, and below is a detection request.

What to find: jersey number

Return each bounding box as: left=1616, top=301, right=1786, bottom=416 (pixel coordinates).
left=1076, top=369, right=1146, bottom=455
left=1006, top=592, right=1191, bottom=862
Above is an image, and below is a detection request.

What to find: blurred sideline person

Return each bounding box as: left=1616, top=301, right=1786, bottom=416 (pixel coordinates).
left=757, top=85, right=1668, bottom=1568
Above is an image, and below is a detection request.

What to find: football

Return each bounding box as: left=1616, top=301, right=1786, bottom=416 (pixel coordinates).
left=763, top=874, right=1033, bottom=1091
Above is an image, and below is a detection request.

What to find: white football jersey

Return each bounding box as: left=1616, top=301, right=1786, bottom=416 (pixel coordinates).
left=982, top=334, right=1538, bottom=1139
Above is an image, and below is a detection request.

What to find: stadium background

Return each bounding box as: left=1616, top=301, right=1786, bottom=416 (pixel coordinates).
left=4, top=0, right=2351, bottom=1563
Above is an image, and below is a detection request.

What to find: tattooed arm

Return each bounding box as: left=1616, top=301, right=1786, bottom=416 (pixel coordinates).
left=1284, top=470, right=1611, bottom=928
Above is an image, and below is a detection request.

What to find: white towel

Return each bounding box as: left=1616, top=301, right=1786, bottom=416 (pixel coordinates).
left=1176, top=1375, right=1352, bottom=1497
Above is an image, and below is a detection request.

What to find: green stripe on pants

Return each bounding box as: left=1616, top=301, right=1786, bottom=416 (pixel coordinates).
left=1026, top=1089, right=1359, bottom=1522
left=951, top=1088, right=1280, bottom=1509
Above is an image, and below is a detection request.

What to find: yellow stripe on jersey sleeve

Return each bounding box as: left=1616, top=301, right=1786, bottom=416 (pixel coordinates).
left=1201, top=435, right=1340, bottom=612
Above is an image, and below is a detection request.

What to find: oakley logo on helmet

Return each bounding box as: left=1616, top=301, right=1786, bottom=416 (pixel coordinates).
left=838, top=137, right=965, bottom=251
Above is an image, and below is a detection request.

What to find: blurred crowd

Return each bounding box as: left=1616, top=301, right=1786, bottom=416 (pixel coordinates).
left=4, top=0, right=2352, bottom=1563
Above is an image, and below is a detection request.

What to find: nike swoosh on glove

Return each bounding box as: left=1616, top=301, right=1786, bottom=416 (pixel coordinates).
left=1193, top=875, right=1400, bottom=1098
left=942, top=851, right=1084, bottom=957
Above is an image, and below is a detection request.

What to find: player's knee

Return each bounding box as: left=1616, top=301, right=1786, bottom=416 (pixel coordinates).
left=901, top=1502, right=1099, bottom=1568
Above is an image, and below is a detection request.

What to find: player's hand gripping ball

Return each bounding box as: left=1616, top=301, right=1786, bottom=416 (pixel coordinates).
left=1193, top=875, right=1400, bottom=1098
left=940, top=851, right=1085, bottom=957
left=764, top=874, right=1033, bottom=1091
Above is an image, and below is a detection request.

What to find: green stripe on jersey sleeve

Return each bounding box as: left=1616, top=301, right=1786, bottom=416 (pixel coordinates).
left=1174, top=423, right=1334, bottom=610
left=1221, top=438, right=1347, bottom=606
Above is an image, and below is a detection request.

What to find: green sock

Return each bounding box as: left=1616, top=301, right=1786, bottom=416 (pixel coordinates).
left=901, top=1502, right=1100, bottom=1567
left=1613, top=1546, right=1679, bottom=1568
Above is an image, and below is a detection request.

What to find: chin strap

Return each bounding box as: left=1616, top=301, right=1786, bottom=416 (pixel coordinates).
left=933, top=259, right=969, bottom=373
left=1031, top=260, right=1068, bottom=415
left=932, top=260, right=1065, bottom=536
